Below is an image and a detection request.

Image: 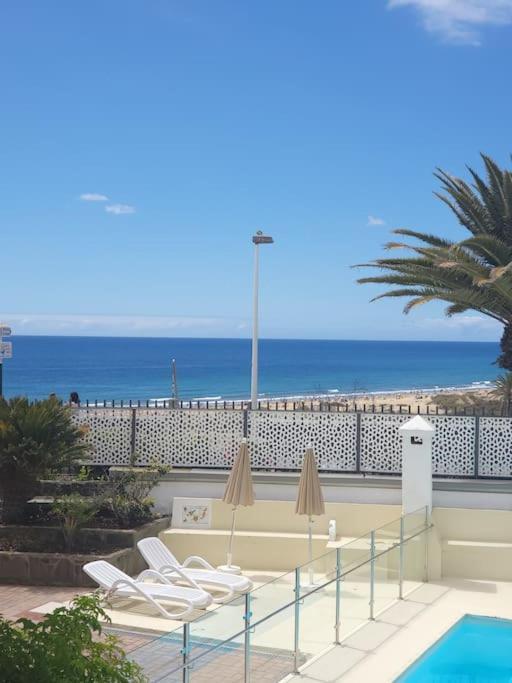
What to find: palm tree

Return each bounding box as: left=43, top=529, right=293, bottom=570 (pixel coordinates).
left=491, top=374, right=512, bottom=416
left=355, top=154, right=512, bottom=369
left=0, top=396, right=89, bottom=523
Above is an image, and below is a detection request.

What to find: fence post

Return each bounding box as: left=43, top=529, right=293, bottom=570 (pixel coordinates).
left=130, top=407, right=137, bottom=462
left=399, top=515, right=404, bottom=600
left=356, top=412, right=362, bottom=473
left=369, top=530, right=375, bottom=620
left=474, top=415, right=480, bottom=479
left=244, top=592, right=252, bottom=683
left=294, top=567, right=301, bottom=673
left=243, top=408, right=249, bottom=439
left=182, top=623, right=190, bottom=683
left=334, top=547, right=341, bottom=644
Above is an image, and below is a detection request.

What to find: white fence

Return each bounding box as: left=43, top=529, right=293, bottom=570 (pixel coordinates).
left=73, top=407, right=512, bottom=478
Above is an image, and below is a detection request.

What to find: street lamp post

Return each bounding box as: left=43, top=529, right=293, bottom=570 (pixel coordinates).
left=250, top=231, right=273, bottom=410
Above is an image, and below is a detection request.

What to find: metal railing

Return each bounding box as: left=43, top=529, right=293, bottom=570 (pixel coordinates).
left=129, top=507, right=431, bottom=682
left=70, top=398, right=505, bottom=416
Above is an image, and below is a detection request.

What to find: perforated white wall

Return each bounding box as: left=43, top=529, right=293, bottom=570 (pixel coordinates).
left=248, top=411, right=358, bottom=470
left=72, top=408, right=132, bottom=466
left=360, top=414, right=475, bottom=475
left=72, top=408, right=508, bottom=478
left=134, top=409, right=244, bottom=467
left=479, top=417, right=512, bottom=477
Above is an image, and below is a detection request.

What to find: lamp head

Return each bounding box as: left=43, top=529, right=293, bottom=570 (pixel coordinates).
left=252, top=231, right=274, bottom=245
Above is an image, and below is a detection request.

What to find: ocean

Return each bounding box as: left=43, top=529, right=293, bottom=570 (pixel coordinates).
left=0, top=335, right=501, bottom=402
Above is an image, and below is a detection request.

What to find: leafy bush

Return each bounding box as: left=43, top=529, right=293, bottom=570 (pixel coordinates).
left=51, top=494, right=100, bottom=551
left=431, top=392, right=501, bottom=414
left=98, top=471, right=158, bottom=529
left=0, top=593, right=146, bottom=682
left=0, top=397, right=90, bottom=523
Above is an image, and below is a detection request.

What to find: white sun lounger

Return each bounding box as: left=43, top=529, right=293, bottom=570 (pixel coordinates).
left=137, top=537, right=253, bottom=603
left=83, top=560, right=212, bottom=619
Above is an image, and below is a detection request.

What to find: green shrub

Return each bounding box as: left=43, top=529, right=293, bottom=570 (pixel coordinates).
left=0, top=396, right=90, bottom=523
left=51, top=494, right=100, bottom=551
left=98, top=472, right=157, bottom=528
left=0, top=593, right=146, bottom=682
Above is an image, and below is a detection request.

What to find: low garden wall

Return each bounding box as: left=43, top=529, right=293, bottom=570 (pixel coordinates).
left=0, top=516, right=170, bottom=587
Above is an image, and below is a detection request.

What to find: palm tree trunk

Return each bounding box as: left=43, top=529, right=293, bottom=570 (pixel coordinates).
left=497, top=324, right=512, bottom=370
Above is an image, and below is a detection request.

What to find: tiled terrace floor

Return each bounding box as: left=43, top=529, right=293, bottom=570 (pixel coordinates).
left=0, top=584, right=87, bottom=621
left=0, top=585, right=154, bottom=655
left=0, top=585, right=295, bottom=682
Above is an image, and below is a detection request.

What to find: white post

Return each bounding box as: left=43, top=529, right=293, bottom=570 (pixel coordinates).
left=399, top=415, right=435, bottom=515
left=250, top=242, right=260, bottom=410
left=250, top=232, right=273, bottom=410
left=307, top=515, right=314, bottom=586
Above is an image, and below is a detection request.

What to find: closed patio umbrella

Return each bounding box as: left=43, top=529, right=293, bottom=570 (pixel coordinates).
left=296, top=445, right=325, bottom=586
left=220, top=438, right=255, bottom=573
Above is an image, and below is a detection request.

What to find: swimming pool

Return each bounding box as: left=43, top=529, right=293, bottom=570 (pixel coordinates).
left=396, top=614, right=512, bottom=681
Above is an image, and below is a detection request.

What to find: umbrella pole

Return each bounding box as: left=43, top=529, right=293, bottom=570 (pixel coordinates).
left=308, top=515, right=314, bottom=586
left=227, top=506, right=237, bottom=568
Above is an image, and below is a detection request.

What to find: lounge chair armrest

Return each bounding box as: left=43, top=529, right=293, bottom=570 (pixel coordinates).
left=106, top=578, right=143, bottom=600
left=136, top=569, right=173, bottom=585
left=183, top=555, right=215, bottom=570
left=141, top=563, right=203, bottom=591
left=110, top=578, right=136, bottom=591
left=168, top=564, right=204, bottom=591
left=158, top=564, right=181, bottom=576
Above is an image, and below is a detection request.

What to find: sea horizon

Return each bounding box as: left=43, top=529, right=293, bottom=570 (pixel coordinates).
left=1, top=335, right=502, bottom=403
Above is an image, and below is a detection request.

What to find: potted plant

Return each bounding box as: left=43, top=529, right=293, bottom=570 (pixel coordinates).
left=0, top=396, right=89, bottom=523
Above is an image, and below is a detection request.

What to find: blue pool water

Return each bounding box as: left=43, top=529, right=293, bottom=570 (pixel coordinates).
left=396, top=615, right=512, bottom=681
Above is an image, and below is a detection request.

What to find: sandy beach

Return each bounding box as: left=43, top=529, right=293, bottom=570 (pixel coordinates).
left=261, top=384, right=497, bottom=413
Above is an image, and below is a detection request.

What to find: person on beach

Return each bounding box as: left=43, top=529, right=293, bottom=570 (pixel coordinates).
left=69, top=391, right=80, bottom=407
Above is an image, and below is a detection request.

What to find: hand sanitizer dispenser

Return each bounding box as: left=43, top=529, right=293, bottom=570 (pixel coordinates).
left=328, top=519, right=336, bottom=542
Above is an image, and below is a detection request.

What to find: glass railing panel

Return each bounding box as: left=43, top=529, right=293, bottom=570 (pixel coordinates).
left=297, top=549, right=338, bottom=658
left=188, top=632, right=245, bottom=681
left=338, top=552, right=372, bottom=640
left=187, top=590, right=247, bottom=666
left=128, top=624, right=184, bottom=682
left=298, top=547, right=337, bottom=592
left=249, top=568, right=296, bottom=624
left=249, top=604, right=297, bottom=681
left=402, top=529, right=427, bottom=598
left=374, top=516, right=401, bottom=548
left=402, top=506, right=428, bottom=540
left=373, top=543, right=400, bottom=617
left=339, top=532, right=372, bottom=574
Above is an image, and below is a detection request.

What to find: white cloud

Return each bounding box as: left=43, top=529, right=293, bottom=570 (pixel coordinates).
left=80, top=193, right=108, bottom=202
left=388, top=0, right=512, bottom=45
left=418, top=315, right=501, bottom=331
left=1, top=313, right=248, bottom=337
left=105, top=204, right=136, bottom=215
left=367, top=215, right=386, bottom=226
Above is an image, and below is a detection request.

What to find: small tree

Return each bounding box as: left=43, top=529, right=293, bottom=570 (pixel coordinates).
left=51, top=494, right=99, bottom=551
left=0, top=593, right=146, bottom=682
left=0, top=396, right=89, bottom=523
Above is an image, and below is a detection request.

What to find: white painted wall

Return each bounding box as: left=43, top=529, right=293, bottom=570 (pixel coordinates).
left=150, top=472, right=512, bottom=516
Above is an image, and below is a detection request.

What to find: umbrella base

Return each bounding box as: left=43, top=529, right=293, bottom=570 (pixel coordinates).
left=217, top=564, right=242, bottom=575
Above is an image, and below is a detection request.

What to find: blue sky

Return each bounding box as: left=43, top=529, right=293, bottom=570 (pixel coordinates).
left=1, top=0, right=512, bottom=341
